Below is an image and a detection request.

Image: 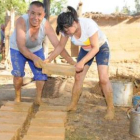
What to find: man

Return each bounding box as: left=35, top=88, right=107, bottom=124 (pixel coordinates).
left=0, top=24, right=5, bottom=62
left=10, top=1, right=75, bottom=104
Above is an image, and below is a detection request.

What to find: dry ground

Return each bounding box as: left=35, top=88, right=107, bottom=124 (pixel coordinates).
left=0, top=57, right=140, bottom=140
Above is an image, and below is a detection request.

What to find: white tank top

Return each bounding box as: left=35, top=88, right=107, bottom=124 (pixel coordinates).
left=10, top=14, right=46, bottom=52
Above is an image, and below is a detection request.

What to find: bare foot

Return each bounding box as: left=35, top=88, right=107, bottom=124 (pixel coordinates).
left=104, top=108, right=115, bottom=120
left=67, top=103, right=77, bottom=112
left=34, top=97, right=42, bottom=105
left=14, top=97, right=21, bottom=103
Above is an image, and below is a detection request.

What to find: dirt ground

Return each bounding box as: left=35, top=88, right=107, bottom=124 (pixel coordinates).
left=0, top=58, right=140, bottom=140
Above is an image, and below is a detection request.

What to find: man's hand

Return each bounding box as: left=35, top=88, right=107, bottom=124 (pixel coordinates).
left=44, top=58, right=50, bottom=64
left=33, top=57, right=44, bottom=68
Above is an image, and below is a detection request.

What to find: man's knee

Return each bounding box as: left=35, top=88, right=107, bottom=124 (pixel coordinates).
left=14, top=77, right=23, bottom=88
left=14, top=76, right=22, bottom=80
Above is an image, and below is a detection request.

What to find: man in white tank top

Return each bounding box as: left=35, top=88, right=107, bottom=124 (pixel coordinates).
left=10, top=1, right=75, bottom=105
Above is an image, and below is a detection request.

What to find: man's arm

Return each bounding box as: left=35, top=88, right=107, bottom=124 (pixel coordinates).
left=44, top=20, right=76, bottom=65
left=16, top=17, right=43, bottom=68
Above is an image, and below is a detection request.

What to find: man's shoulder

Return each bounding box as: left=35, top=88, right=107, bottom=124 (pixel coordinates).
left=21, top=14, right=28, bottom=20
left=16, top=15, right=27, bottom=25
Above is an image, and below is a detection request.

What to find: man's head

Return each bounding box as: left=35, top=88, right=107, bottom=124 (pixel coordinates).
left=28, top=1, right=45, bottom=27
left=29, top=1, right=45, bottom=10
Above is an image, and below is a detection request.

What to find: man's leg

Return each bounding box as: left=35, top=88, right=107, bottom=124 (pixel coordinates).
left=13, top=77, right=23, bottom=102
left=10, top=48, right=26, bottom=103
left=67, top=65, right=89, bottom=111
left=28, top=48, right=47, bottom=105
left=0, top=45, right=5, bottom=63
left=97, top=65, right=114, bottom=120
left=1, top=46, right=5, bottom=62
left=34, top=80, right=45, bottom=105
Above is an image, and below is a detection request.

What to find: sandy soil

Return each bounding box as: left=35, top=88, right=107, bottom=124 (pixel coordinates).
left=0, top=59, right=140, bottom=140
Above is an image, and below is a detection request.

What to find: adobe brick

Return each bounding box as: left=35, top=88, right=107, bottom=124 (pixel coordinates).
left=0, top=118, right=26, bottom=125
left=0, top=105, right=33, bottom=113
left=0, top=133, right=16, bottom=140
left=0, top=111, right=27, bottom=118
left=0, top=124, right=21, bottom=139
left=27, top=126, right=65, bottom=137
left=35, top=111, right=67, bottom=122
left=30, top=118, right=65, bottom=127
left=23, top=135, right=64, bottom=140
left=4, top=101, right=33, bottom=107
left=39, top=105, right=67, bottom=112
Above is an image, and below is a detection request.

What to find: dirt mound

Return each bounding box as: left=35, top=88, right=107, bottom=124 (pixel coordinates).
left=83, top=12, right=132, bottom=20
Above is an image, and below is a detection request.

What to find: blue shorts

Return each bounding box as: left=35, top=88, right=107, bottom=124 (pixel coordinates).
left=10, top=48, right=48, bottom=81
left=77, top=42, right=110, bottom=66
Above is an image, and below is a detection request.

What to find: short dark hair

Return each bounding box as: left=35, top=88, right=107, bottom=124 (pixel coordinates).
left=29, top=1, right=45, bottom=10
left=56, top=6, right=78, bottom=35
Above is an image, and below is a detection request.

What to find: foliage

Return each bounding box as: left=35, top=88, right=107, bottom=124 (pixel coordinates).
left=121, top=5, right=131, bottom=15
left=114, top=0, right=138, bottom=15
left=135, top=0, right=140, bottom=12
left=50, top=0, right=67, bottom=15
left=115, top=6, right=119, bottom=14
left=0, top=0, right=28, bottom=24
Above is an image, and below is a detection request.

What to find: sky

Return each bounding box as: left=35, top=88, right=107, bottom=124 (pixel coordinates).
left=67, top=0, right=136, bottom=14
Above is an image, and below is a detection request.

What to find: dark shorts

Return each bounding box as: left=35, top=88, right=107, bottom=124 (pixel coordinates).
left=10, top=48, right=48, bottom=81
left=77, top=42, right=110, bottom=66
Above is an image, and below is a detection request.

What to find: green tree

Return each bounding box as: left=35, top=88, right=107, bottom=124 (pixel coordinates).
left=121, top=5, right=131, bottom=14
left=0, top=0, right=28, bottom=24
left=50, top=0, right=67, bottom=15
left=115, top=6, right=119, bottom=14
left=135, top=0, right=140, bottom=12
